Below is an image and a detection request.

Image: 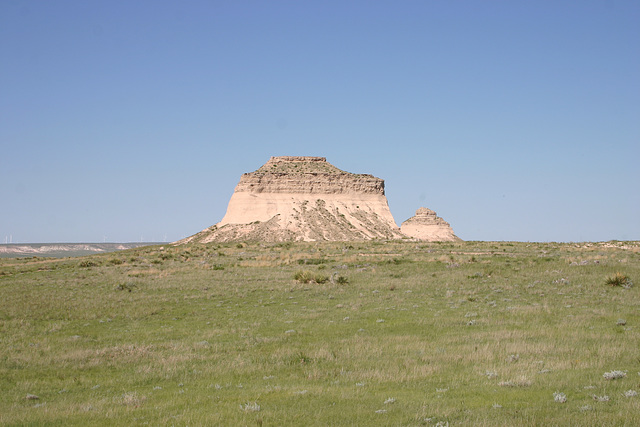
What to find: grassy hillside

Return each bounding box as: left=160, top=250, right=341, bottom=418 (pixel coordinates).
left=1, top=241, right=638, bottom=425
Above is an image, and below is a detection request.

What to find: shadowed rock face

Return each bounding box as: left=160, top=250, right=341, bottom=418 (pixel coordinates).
left=181, top=157, right=404, bottom=243
left=400, top=208, right=460, bottom=242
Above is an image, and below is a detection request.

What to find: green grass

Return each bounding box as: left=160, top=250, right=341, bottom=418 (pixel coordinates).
left=1, top=240, right=639, bottom=425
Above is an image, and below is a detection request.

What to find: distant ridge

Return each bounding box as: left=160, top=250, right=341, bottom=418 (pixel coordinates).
left=0, top=243, right=158, bottom=258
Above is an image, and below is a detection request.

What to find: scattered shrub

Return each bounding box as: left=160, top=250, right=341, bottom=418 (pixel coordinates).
left=336, top=275, right=349, bottom=285
left=316, top=274, right=329, bottom=284
left=116, top=283, right=136, bottom=292
left=78, top=260, right=98, bottom=268
left=605, top=273, right=633, bottom=288
left=276, top=242, right=293, bottom=249
left=294, top=270, right=328, bottom=284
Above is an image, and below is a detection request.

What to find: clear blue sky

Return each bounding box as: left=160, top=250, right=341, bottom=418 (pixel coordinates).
left=1, top=0, right=638, bottom=243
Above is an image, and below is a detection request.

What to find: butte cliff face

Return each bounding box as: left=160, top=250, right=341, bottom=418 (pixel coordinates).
left=400, top=207, right=460, bottom=242
left=182, top=156, right=404, bottom=243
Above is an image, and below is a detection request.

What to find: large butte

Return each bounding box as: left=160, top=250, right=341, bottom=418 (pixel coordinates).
left=181, top=156, right=402, bottom=242
left=180, top=156, right=458, bottom=243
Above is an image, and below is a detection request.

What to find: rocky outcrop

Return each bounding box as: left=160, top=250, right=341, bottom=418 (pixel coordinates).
left=233, top=156, right=385, bottom=195
left=400, top=208, right=460, bottom=242
left=180, top=156, right=404, bottom=243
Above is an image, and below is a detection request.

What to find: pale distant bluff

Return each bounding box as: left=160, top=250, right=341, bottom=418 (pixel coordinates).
left=401, top=207, right=460, bottom=241
left=180, top=156, right=458, bottom=243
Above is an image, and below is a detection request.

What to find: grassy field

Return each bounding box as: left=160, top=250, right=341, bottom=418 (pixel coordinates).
left=1, top=240, right=639, bottom=426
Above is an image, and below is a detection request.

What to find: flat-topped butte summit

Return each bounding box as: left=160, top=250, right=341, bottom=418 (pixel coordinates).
left=181, top=156, right=457, bottom=243
left=235, top=156, right=385, bottom=195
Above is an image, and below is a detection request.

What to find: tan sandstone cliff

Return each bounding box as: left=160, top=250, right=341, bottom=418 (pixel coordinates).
left=181, top=156, right=405, bottom=243
left=400, top=207, right=460, bottom=241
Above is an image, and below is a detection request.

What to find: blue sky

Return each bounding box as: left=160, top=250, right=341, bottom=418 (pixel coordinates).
left=1, top=0, right=638, bottom=243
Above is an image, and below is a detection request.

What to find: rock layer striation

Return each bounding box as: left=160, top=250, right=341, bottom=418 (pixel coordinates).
left=182, top=156, right=405, bottom=243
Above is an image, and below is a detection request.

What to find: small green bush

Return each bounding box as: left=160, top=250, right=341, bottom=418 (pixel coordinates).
left=605, top=272, right=633, bottom=288
left=336, top=275, right=349, bottom=285
left=78, top=260, right=98, bottom=268
left=294, top=270, right=328, bottom=284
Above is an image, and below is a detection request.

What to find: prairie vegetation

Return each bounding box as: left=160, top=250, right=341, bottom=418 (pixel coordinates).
left=1, top=240, right=639, bottom=425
